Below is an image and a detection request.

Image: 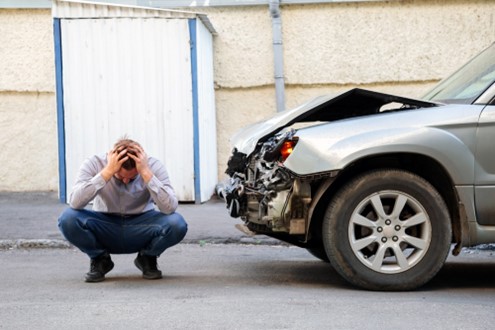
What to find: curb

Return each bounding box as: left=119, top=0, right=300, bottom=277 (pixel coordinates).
left=0, top=239, right=72, bottom=250
left=0, top=236, right=288, bottom=251
left=1, top=238, right=494, bottom=252
left=182, top=236, right=289, bottom=246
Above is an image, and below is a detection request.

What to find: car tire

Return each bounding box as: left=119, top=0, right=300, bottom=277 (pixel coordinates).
left=306, top=246, right=330, bottom=263
left=322, top=169, right=452, bottom=291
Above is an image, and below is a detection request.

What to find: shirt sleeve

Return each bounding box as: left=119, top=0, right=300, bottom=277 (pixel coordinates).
left=146, top=159, right=178, bottom=214
left=68, top=156, right=106, bottom=209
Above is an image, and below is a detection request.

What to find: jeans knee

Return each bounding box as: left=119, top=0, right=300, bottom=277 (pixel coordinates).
left=58, top=208, right=83, bottom=237
left=164, top=213, right=188, bottom=239
left=58, top=209, right=72, bottom=228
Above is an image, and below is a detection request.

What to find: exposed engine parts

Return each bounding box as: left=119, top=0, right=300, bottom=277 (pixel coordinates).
left=219, top=129, right=311, bottom=235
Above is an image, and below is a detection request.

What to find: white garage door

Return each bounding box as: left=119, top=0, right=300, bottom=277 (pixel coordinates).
left=60, top=18, right=196, bottom=201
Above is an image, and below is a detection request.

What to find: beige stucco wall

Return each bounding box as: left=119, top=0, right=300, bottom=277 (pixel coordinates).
left=0, top=1, right=494, bottom=192
left=0, top=9, right=58, bottom=191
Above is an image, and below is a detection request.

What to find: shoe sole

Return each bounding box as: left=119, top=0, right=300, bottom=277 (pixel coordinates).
left=85, top=276, right=106, bottom=283
left=143, top=273, right=162, bottom=280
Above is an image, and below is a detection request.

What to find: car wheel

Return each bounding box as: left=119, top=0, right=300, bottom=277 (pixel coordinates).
left=322, top=169, right=451, bottom=291
left=306, top=246, right=330, bottom=263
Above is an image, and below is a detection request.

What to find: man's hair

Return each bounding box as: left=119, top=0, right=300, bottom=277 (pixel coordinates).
left=114, top=138, right=140, bottom=170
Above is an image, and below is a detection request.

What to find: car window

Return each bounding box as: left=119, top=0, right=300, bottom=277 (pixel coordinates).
left=423, top=43, right=495, bottom=105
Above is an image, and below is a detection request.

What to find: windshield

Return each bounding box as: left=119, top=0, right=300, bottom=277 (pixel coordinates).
left=423, top=43, right=495, bottom=104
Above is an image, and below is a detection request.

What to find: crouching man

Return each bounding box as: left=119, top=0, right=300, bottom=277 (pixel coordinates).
left=58, top=138, right=188, bottom=282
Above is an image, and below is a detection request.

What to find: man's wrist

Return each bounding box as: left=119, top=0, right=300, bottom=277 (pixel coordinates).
left=140, top=169, right=154, bottom=183
left=100, top=169, right=114, bottom=182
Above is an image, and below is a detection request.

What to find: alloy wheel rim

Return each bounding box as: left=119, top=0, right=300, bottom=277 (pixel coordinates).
left=348, top=190, right=432, bottom=274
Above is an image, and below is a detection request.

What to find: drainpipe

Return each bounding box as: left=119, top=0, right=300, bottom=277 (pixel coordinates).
left=269, top=0, right=286, bottom=112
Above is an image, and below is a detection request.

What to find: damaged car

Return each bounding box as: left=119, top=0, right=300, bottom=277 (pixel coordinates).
left=218, top=42, right=495, bottom=290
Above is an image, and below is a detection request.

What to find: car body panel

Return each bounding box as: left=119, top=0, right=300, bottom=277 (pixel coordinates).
left=474, top=105, right=495, bottom=225
left=475, top=105, right=495, bottom=184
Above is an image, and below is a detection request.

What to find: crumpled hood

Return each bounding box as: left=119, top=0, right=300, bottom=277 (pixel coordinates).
left=230, top=88, right=439, bottom=156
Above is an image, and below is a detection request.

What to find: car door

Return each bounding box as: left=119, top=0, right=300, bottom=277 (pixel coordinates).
left=474, top=103, right=495, bottom=225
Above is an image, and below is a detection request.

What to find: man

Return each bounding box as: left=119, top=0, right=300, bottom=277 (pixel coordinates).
left=58, top=138, right=188, bottom=282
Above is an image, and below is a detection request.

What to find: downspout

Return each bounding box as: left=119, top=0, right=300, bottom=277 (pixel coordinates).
left=269, top=0, right=285, bottom=112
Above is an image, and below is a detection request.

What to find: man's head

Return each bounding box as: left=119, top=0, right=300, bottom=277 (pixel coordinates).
left=114, top=138, right=141, bottom=170
left=113, top=138, right=141, bottom=184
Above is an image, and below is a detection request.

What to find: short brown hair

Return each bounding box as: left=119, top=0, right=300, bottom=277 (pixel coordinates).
left=114, top=138, right=141, bottom=170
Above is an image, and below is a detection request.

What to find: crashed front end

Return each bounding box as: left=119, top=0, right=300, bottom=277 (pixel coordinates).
left=218, top=88, right=439, bottom=244
left=219, top=128, right=315, bottom=241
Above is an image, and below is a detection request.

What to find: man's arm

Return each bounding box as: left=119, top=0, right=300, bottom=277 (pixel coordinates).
left=127, top=145, right=178, bottom=214
left=146, top=161, right=179, bottom=214
left=68, top=157, right=105, bottom=209
left=69, top=147, right=128, bottom=209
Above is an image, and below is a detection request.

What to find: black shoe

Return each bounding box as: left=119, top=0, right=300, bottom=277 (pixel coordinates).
left=134, top=253, right=162, bottom=279
left=85, top=253, right=114, bottom=283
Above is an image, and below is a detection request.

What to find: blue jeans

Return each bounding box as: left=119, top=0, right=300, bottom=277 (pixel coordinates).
left=58, top=208, right=188, bottom=259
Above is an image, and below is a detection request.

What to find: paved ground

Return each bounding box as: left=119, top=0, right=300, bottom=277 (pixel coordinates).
left=1, top=245, right=495, bottom=329
left=1, top=192, right=495, bottom=329
left=0, top=191, right=279, bottom=248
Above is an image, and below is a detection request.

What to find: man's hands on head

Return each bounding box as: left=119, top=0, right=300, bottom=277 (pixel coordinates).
left=127, top=144, right=153, bottom=183
left=101, top=144, right=154, bottom=183
left=101, top=147, right=129, bottom=182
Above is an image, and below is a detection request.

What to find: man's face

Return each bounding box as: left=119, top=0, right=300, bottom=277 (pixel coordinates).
left=114, top=168, right=138, bottom=184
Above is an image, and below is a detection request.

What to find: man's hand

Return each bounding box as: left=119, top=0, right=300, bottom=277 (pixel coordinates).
left=100, top=147, right=128, bottom=182
left=127, top=144, right=154, bottom=183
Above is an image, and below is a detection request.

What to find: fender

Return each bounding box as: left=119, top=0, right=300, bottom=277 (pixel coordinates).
left=283, top=106, right=481, bottom=185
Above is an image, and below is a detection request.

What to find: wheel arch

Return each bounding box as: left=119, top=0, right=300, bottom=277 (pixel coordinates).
left=307, top=152, right=466, bottom=251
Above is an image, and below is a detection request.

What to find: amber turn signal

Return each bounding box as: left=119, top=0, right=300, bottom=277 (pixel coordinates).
left=280, top=140, right=296, bottom=161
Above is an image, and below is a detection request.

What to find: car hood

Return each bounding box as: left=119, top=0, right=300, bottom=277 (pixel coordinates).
left=231, top=88, right=439, bottom=155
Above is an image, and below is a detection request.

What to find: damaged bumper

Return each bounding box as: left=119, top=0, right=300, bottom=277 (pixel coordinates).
left=218, top=128, right=314, bottom=236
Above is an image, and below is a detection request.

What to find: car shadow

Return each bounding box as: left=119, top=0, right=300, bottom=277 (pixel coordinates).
left=424, top=260, right=495, bottom=290
left=241, top=257, right=495, bottom=291
left=85, top=252, right=495, bottom=291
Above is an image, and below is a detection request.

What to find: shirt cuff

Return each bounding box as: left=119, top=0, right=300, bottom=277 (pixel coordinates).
left=91, top=173, right=107, bottom=190
left=147, top=175, right=160, bottom=193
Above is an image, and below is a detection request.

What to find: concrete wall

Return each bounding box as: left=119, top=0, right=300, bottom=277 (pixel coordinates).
left=1, top=0, right=494, bottom=192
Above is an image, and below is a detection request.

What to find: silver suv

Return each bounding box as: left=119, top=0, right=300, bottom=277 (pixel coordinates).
left=219, top=43, right=495, bottom=290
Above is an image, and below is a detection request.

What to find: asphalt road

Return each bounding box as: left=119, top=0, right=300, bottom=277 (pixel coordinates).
left=1, top=244, right=494, bottom=329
